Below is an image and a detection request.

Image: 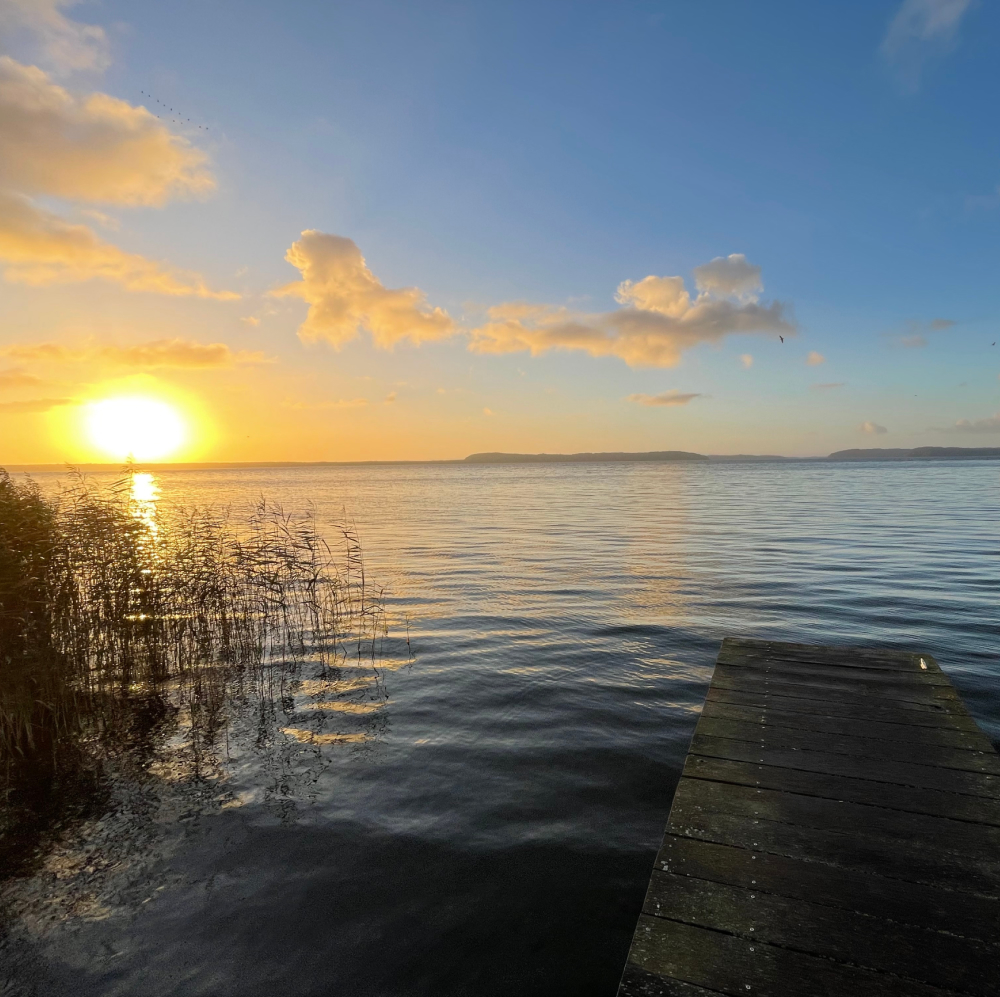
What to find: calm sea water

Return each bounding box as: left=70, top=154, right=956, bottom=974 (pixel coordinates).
left=3, top=460, right=999, bottom=996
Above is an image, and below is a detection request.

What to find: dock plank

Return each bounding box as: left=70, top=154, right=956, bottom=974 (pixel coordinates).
left=618, top=638, right=1000, bottom=996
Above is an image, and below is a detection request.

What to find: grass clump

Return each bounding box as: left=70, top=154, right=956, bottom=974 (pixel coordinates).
left=0, top=467, right=386, bottom=872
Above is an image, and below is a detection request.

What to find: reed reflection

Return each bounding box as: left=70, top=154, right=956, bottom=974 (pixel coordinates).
left=0, top=467, right=401, bottom=932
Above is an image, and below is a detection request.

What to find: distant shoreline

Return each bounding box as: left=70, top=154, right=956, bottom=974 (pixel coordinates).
left=5, top=446, right=1000, bottom=472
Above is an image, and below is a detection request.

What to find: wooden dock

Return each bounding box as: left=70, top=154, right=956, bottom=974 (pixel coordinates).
left=618, top=637, right=1000, bottom=997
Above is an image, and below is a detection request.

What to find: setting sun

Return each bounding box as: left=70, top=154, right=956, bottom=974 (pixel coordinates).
left=84, top=396, right=187, bottom=461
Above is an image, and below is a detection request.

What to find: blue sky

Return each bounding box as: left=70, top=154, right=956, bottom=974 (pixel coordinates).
left=1, top=0, right=998, bottom=460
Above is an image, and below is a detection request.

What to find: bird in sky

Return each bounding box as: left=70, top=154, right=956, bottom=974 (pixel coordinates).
left=779, top=335, right=784, bottom=343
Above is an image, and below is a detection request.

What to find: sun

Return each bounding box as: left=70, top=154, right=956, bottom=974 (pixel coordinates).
left=84, top=396, right=187, bottom=461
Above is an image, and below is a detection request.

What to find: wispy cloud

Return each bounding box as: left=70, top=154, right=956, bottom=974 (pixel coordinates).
left=2, top=338, right=266, bottom=368
left=811, top=382, right=845, bottom=391
left=859, top=420, right=888, bottom=435
left=627, top=390, right=703, bottom=407
left=740, top=354, right=753, bottom=369
left=933, top=412, right=1000, bottom=434
left=470, top=254, right=794, bottom=369
left=0, top=367, right=44, bottom=389
left=806, top=351, right=826, bottom=366
left=881, top=0, right=974, bottom=92
left=0, top=396, right=72, bottom=413
left=891, top=317, right=957, bottom=349
left=384, top=391, right=397, bottom=403
left=277, top=231, right=455, bottom=350
left=283, top=397, right=369, bottom=411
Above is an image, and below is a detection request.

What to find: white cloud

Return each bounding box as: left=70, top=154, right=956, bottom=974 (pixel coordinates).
left=882, top=0, right=974, bottom=91
left=277, top=231, right=455, bottom=350
left=935, top=413, right=1000, bottom=434
left=692, top=253, right=762, bottom=302
left=470, top=255, right=793, bottom=369
left=859, top=420, right=888, bottom=435
left=0, top=0, right=109, bottom=74
left=627, top=390, right=702, bottom=407
left=807, top=351, right=826, bottom=366
left=740, top=354, right=753, bottom=368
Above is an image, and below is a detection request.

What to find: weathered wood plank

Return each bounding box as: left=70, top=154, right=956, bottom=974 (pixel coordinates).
left=702, top=699, right=993, bottom=750
left=654, top=835, right=1000, bottom=943
left=707, top=685, right=974, bottom=724
left=642, top=871, right=998, bottom=995
left=627, top=915, right=962, bottom=997
left=696, top=716, right=1000, bottom=774
left=618, top=639, right=1000, bottom=996
left=684, top=754, right=1000, bottom=825
left=690, top=732, right=1000, bottom=799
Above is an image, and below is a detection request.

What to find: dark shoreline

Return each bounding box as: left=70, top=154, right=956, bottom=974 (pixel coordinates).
left=5, top=445, right=1000, bottom=473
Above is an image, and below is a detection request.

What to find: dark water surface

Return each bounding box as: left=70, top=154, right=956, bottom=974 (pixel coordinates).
left=3, top=460, right=999, bottom=996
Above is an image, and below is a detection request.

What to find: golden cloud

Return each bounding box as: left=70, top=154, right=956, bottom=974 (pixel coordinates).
left=0, top=396, right=72, bottom=413
left=0, top=57, right=214, bottom=206
left=3, top=337, right=265, bottom=368
left=0, top=192, right=238, bottom=298
left=0, top=367, right=44, bottom=389
left=277, top=231, right=455, bottom=349
left=470, top=257, right=793, bottom=368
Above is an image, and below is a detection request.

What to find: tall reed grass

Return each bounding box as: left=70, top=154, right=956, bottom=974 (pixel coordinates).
left=0, top=467, right=387, bottom=872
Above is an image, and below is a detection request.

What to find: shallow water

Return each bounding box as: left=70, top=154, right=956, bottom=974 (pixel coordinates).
left=3, top=460, right=999, bottom=996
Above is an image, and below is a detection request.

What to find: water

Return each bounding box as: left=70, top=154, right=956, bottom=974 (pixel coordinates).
left=3, top=460, right=999, bottom=995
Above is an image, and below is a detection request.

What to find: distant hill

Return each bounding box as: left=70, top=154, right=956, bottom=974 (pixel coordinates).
left=464, top=450, right=708, bottom=463
left=828, top=447, right=1000, bottom=461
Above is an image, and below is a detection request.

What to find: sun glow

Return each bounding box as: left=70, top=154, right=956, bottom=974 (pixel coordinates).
left=84, top=396, right=187, bottom=461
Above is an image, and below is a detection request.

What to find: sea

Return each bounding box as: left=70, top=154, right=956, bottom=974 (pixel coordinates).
left=2, top=459, right=998, bottom=996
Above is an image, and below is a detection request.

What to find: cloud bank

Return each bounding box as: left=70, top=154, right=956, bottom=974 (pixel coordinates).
left=470, top=254, right=793, bottom=368
left=0, top=57, right=232, bottom=298
left=278, top=231, right=455, bottom=349
left=935, top=413, right=1000, bottom=434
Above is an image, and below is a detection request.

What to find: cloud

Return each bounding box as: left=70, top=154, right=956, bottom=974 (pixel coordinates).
left=277, top=231, right=455, bottom=350
left=881, top=0, right=974, bottom=91
left=0, top=367, right=44, bottom=389
left=0, top=0, right=109, bottom=73
left=0, top=192, right=238, bottom=297
left=934, top=413, right=1000, bottom=434
left=892, top=317, right=957, bottom=348
left=241, top=316, right=260, bottom=327
left=692, top=254, right=762, bottom=302
left=806, top=351, right=826, bottom=365
left=0, top=58, right=214, bottom=205
left=470, top=255, right=793, bottom=368
left=384, top=391, right=397, bottom=403
left=2, top=338, right=264, bottom=368
left=859, top=421, right=888, bottom=435
left=283, top=397, right=369, bottom=411
left=0, top=396, right=72, bottom=413
left=627, top=390, right=702, bottom=407
left=483, top=407, right=493, bottom=416
left=740, top=354, right=753, bottom=368
left=811, top=382, right=846, bottom=391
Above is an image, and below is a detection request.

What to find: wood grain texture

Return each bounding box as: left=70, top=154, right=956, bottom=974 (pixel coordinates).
left=617, top=638, right=1000, bottom=997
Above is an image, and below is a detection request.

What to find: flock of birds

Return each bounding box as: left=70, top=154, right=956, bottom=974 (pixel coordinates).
left=139, top=91, right=208, bottom=130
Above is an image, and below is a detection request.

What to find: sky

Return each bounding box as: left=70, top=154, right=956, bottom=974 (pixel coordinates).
left=0, top=0, right=998, bottom=462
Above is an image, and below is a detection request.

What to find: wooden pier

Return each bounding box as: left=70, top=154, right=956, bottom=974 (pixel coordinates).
left=618, top=637, right=1000, bottom=996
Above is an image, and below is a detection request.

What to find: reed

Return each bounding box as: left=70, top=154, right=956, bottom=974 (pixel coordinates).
left=0, top=467, right=387, bottom=869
